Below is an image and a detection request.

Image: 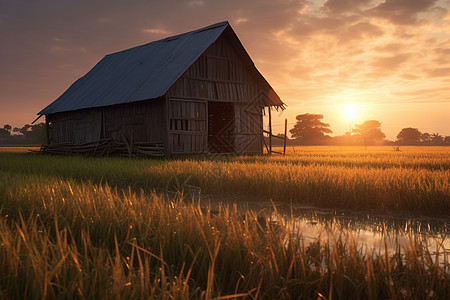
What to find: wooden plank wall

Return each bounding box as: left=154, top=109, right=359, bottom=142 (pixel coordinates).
left=169, top=99, right=207, bottom=154
left=103, top=99, right=164, bottom=144
left=47, top=112, right=73, bottom=144
left=166, top=34, right=265, bottom=154
left=234, top=103, right=263, bottom=154
left=47, top=98, right=165, bottom=147
left=47, top=109, right=101, bottom=144
left=167, top=37, right=261, bottom=102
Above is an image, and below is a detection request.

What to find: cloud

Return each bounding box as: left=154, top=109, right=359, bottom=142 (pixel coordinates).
left=371, top=53, right=412, bottom=70
left=368, top=0, right=439, bottom=25
left=374, top=43, right=405, bottom=53
left=431, top=46, right=450, bottom=65
left=287, top=16, right=348, bottom=39
left=400, top=73, right=420, bottom=80
left=339, top=21, right=384, bottom=41
left=188, top=1, right=204, bottom=6
left=426, top=67, right=450, bottom=77
left=322, top=0, right=372, bottom=14
left=433, top=47, right=450, bottom=56
left=142, top=28, right=172, bottom=35
left=391, top=86, right=450, bottom=100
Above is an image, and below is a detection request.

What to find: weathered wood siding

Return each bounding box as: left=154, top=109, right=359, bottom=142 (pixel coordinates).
left=166, top=34, right=265, bottom=154
left=47, top=99, right=165, bottom=147
left=234, top=102, right=263, bottom=154
left=168, top=98, right=207, bottom=154
left=103, top=99, right=165, bottom=144
left=47, top=109, right=102, bottom=144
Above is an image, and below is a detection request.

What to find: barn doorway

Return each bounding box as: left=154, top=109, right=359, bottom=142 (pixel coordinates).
left=208, top=101, right=235, bottom=153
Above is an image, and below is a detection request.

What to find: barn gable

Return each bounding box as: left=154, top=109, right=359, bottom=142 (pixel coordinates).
left=39, top=21, right=284, bottom=157
left=39, top=21, right=282, bottom=116
left=166, top=30, right=279, bottom=154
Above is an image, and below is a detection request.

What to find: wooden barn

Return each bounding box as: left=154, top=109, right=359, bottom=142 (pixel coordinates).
left=37, top=21, right=285, bottom=157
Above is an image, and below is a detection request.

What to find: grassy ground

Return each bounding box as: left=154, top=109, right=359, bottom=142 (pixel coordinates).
left=0, top=147, right=448, bottom=298
left=0, top=146, right=448, bottom=216
left=0, top=145, right=40, bottom=153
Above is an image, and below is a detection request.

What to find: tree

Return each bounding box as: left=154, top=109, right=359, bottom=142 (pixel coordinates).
left=352, top=120, right=386, bottom=145
left=0, top=123, right=47, bottom=144
left=397, top=127, right=421, bottom=145
left=0, top=125, right=11, bottom=140
left=18, top=124, right=32, bottom=136
left=289, top=113, right=332, bottom=144
left=22, top=123, right=47, bottom=144
left=421, top=132, right=431, bottom=144
left=3, top=124, right=11, bottom=133
left=444, top=136, right=450, bottom=145
left=430, top=133, right=443, bottom=145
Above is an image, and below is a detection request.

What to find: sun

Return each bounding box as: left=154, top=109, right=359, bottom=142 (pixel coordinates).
left=344, top=104, right=358, bottom=121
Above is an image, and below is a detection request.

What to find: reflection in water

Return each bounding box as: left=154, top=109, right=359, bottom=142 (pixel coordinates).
left=204, top=198, right=449, bottom=265
left=250, top=203, right=450, bottom=265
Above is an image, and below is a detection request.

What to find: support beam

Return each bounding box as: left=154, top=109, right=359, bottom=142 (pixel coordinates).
left=262, top=135, right=269, bottom=154
left=45, top=117, right=50, bottom=145
left=31, top=114, right=43, bottom=125
left=164, top=95, right=171, bottom=158
left=268, top=107, right=272, bottom=155
left=283, top=118, right=287, bottom=156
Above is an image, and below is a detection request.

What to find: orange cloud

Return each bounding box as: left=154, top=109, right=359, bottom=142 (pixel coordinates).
left=322, top=0, right=372, bottom=14
left=371, top=53, right=412, bottom=70
left=368, top=0, right=438, bottom=25
left=142, top=28, right=172, bottom=35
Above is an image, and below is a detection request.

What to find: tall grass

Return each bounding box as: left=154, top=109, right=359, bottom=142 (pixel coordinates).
left=243, top=147, right=449, bottom=170
left=0, top=146, right=40, bottom=153
left=0, top=174, right=448, bottom=299
left=0, top=147, right=448, bottom=216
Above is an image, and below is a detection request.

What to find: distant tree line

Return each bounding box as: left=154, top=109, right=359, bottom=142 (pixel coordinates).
left=272, top=114, right=450, bottom=146
left=2, top=119, right=449, bottom=146
left=0, top=123, right=47, bottom=145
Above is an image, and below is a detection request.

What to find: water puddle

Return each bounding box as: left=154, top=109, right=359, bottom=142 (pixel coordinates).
left=267, top=204, right=449, bottom=265
left=204, top=197, right=450, bottom=265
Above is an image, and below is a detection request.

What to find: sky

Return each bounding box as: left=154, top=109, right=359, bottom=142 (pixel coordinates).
left=0, top=0, right=449, bottom=140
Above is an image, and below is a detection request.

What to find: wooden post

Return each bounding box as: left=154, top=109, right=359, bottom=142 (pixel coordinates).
left=283, top=118, right=287, bottom=156
left=164, top=95, right=171, bottom=158
left=268, top=107, right=272, bottom=155
left=262, top=135, right=269, bottom=154
left=45, top=117, right=50, bottom=145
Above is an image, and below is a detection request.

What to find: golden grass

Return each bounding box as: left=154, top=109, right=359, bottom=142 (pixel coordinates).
left=0, top=174, right=448, bottom=299
left=0, top=146, right=40, bottom=153
left=0, top=146, right=448, bottom=216
left=0, top=147, right=448, bottom=297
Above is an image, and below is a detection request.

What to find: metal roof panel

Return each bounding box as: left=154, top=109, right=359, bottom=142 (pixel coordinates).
left=39, top=22, right=228, bottom=115
left=38, top=21, right=284, bottom=115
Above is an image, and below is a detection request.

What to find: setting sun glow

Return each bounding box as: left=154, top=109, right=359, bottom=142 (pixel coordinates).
left=344, top=104, right=358, bottom=122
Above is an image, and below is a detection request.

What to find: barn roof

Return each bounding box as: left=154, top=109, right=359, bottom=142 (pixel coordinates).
left=39, top=21, right=283, bottom=115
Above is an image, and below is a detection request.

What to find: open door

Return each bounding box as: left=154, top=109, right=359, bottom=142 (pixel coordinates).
left=208, top=101, right=235, bottom=153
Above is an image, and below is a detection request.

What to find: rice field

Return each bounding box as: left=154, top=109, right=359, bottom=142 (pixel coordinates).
left=0, top=146, right=448, bottom=216
left=0, top=145, right=40, bottom=153
left=0, top=146, right=448, bottom=298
